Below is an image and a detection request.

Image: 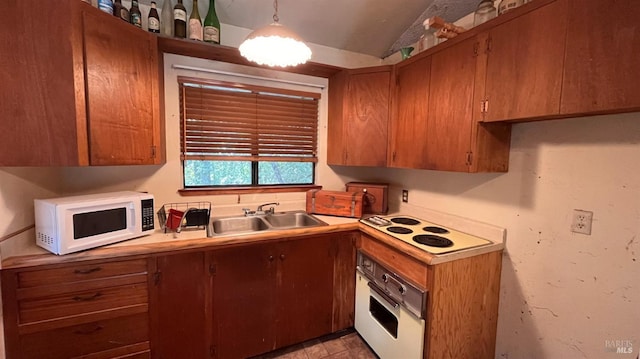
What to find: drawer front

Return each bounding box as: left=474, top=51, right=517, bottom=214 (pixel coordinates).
left=20, top=312, right=149, bottom=359
left=18, top=259, right=148, bottom=288
left=19, top=282, right=148, bottom=324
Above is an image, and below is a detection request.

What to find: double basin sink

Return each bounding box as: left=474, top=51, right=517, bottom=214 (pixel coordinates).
left=209, top=210, right=327, bottom=236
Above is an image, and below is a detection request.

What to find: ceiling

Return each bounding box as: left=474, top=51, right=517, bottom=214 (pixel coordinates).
left=152, top=0, right=479, bottom=58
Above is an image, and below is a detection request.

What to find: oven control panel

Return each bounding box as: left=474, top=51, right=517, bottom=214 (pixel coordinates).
left=356, top=251, right=426, bottom=318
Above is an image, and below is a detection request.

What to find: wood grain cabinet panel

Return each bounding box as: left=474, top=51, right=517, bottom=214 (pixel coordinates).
left=328, top=66, right=391, bottom=167
left=389, top=56, right=432, bottom=169
left=210, top=236, right=335, bottom=358
left=0, top=0, right=163, bottom=166
left=561, top=0, right=640, bottom=115
left=151, top=251, right=211, bottom=359
left=1, top=257, right=152, bottom=358
left=481, top=0, right=568, bottom=122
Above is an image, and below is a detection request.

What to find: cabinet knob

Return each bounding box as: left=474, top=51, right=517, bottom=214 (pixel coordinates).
left=269, top=255, right=275, bottom=261
left=381, top=274, right=388, bottom=282
left=280, top=254, right=286, bottom=260
left=399, top=285, right=406, bottom=295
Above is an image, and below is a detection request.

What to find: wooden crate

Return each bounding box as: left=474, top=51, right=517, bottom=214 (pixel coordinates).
left=345, top=182, right=389, bottom=214
left=306, top=190, right=364, bottom=218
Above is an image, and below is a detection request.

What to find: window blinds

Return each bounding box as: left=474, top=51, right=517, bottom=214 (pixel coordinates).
left=179, top=77, right=319, bottom=163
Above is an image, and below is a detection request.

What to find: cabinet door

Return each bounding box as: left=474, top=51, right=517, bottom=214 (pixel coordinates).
left=389, top=56, right=432, bottom=168
left=561, top=0, right=640, bottom=115
left=152, top=252, right=210, bottom=359
left=344, top=71, right=390, bottom=167
left=82, top=9, right=161, bottom=165
left=211, top=243, right=277, bottom=359
left=276, top=236, right=334, bottom=348
left=483, top=0, right=568, bottom=121
left=426, top=39, right=477, bottom=171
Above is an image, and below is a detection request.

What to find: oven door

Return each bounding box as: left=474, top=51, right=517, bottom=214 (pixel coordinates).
left=355, top=272, right=425, bottom=359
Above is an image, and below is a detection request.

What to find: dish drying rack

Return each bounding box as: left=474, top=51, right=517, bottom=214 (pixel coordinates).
left=157, top=201, right=211, bottom=233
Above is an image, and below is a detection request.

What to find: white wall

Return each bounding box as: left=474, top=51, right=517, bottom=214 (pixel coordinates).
left=331, top=112, right=640, bottom=358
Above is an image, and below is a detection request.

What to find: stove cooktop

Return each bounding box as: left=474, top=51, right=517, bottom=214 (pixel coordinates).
left=360, top=215, right=491, bottom=254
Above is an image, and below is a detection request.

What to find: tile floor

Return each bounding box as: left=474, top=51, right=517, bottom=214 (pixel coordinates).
left=253, top=330, right=378, bottom=359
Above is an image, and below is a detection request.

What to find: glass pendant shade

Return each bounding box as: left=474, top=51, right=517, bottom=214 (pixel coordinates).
left=239, top=1, right=312, bottom=67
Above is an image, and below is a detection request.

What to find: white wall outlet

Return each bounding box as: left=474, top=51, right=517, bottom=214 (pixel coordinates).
left=402, top=189, right=409, bottom=203
left=571, top=209, right=593, bottom=235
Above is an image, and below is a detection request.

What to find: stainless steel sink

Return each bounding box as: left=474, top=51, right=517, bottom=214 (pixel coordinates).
left=211, top=216, right=270, bottom=235
left=263, top=211, right=325, bottom=229
left=208, top=211, right=326, bottom=236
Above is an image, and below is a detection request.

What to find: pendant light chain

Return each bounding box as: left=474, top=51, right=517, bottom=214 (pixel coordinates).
left=273, top=0, right=279, bottom=23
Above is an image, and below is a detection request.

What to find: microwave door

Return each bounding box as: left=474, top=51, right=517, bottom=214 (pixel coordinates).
left=62, top=201, right=138, bottom=253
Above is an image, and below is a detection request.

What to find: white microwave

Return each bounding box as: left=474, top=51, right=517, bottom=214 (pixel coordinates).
left=35, top=191, right=155, bottom=255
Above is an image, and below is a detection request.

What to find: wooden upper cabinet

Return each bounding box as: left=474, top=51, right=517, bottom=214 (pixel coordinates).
left=561, top=0, right=640, bottom=115
left=327, top=67, right=391, bottom=167
left=425, top=39, right=477, bottom=171
left=481, top=0, right=568, bottom=122
left=0, top=0, right=163, bottom=166
left=389, top=56, right=432, bottom=169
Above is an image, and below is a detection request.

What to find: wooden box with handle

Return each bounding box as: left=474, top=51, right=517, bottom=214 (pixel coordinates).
left=306, top=189, right=364, bottom=218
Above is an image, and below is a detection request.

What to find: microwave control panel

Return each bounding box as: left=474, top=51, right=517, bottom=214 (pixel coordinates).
left=141, top=199, right=155, bottom=231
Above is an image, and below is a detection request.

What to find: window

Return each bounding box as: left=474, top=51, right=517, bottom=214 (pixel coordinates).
left=178, top=77, right=319, bottom=189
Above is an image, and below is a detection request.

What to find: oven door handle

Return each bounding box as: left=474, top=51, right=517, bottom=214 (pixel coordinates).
left=367, top=281, right=400, bottom=309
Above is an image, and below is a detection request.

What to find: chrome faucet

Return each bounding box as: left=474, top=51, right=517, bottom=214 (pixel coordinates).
left=257, top=202, right=280, bottom=214
left=243, top=202, right=280, bottom=216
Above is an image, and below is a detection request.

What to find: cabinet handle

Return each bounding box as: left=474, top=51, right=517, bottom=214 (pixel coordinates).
left=73, top=325, right=104, bottom=335
left=280, top=254, right=286, bottom=260
left=74, top=267, right=102, bottom=275
left=268, top=255, right=275, bottom=261
left=72, top=292, right=102, bottom=302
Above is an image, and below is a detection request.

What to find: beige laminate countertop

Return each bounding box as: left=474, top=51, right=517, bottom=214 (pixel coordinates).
left=0, top=208, right=506, bottom=270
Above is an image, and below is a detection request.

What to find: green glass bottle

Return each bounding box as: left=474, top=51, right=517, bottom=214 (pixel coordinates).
left=203, top=0, right=220, bottom=44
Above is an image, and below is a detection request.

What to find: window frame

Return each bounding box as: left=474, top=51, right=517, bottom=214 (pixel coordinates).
left=177, top=76, right=320, bottom=193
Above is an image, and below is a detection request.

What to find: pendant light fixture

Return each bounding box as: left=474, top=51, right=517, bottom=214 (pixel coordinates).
left=239, top=0, right=312, bottom=67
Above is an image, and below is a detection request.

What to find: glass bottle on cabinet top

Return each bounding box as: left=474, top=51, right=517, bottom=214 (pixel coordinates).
left=174, top=0, right=187, bottom=38
left=130, top=0, right=142, bottom=28
left=474, top=0, right=497, bottom=26
left=161, top=0, right=174, bottom=36
left=189, top=0, right=203, bottom=41
left=203, top=0, right=221, bottom=44
left=148, top=1, right=160, bottom=33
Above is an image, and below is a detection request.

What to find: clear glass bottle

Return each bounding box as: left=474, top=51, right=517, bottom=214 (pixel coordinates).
left=97, top=0, right=113, bottom=14
left=161, top=0, right=174, bottom=36
left=148, top=1, right=160, bottom=33
left=188, top=0, right=203, bottom=41
left=203, top=0, right=221, bottom=44
left=474, top=0, right=497, bottom=26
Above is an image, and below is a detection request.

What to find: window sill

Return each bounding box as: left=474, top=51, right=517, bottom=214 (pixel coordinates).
left=178, top=185, right=322, bottom=196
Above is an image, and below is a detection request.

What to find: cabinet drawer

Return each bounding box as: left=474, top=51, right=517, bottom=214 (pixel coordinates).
left=19, top=282, right=148, bottom=324
left=19, top=312, right=149, bottom=359
left=18, top=259, right=148, bottom=288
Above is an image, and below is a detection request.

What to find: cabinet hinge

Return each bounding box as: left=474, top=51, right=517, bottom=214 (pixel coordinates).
left=466, top=152, right=473, bottom=166
left=153, top=271, right=161, bottom=286
left=473, top=42, right=479, bottom=57
left=151, top=145, right=157, bottom=158
left=486, top=36, right=492, bottom=53
left=209, top=263, right=216, bottom=275
left=392, top=151, right=397, bottom=162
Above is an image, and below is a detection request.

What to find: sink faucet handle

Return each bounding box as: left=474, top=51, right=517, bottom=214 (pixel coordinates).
left=242, top=208, right=253, bottom=216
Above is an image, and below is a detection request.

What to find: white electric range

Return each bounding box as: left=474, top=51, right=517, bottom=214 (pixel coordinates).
left=360, top=214, right=492, bottom=255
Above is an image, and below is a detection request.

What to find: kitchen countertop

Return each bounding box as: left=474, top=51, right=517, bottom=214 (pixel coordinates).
left=0, top=207, right=505, bottom=269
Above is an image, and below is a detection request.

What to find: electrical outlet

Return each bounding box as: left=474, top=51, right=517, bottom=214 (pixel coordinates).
left=402, top=189, right=409, bottom=203
left=571, top=209, right=593, bottom=235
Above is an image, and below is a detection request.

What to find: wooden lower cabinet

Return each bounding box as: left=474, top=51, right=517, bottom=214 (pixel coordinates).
left=150, top=251, right=211, bottom=359
left=148, top=232, right=356, bottom=359
left=1, top=257, right=152, bottom=359
left=210, top=234, right=338, bottom=358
